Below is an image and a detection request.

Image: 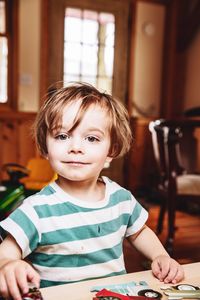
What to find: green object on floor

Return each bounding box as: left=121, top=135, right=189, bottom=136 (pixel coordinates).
left=0, top=185, right=25, bottom=220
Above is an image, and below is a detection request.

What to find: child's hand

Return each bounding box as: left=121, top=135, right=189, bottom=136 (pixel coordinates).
left=0, top=259, right=40, bottom=300
left=151, top=255, right=184, bottom=284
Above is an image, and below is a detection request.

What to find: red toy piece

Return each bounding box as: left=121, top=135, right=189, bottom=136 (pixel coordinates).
left=93, top=288, right=150, bottom=300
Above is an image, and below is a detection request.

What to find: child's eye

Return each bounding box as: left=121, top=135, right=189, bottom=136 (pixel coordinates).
left=55, top=134, right=69, bottom=140
left=86, top=136, right=100, bottom=142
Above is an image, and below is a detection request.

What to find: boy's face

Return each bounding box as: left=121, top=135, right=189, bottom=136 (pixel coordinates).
left=46, top=100, right=112, bottom=184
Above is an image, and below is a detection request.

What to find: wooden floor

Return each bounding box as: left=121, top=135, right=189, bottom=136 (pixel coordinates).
left=123, top=203, right=200, bottom=273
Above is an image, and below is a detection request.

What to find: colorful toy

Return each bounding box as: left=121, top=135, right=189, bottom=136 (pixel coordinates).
left=93, top=288, right=149, bottom=300
left=91, top=281, right=162, bottom=300
left=161, top=283, right=200, bottom=299
left=91, top=281, right=149, bottom=295
left=138, top=289, right=162, bottom=299
left=0, top=285, right=43, bottom=300
left=22, top=286, right=43, bottom=300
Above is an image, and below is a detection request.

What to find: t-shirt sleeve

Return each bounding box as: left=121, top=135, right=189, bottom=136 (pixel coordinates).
left=0, top=201, right=41, bottom=258
left=125, top=195, right=148, bottom=237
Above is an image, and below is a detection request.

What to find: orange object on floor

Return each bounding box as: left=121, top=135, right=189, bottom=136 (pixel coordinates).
left=20, top=158, right=56, bottom=190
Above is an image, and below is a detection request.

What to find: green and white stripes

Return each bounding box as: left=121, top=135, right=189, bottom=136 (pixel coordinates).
left=0, top=177, right=148, bottom=287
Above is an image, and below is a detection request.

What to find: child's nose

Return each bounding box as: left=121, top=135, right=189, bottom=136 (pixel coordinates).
left=68, top=138, right=84, bottom=153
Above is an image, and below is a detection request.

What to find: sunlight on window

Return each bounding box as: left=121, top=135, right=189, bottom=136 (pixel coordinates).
left=0, top=37, right=7, bottom=103
left=0, top=1, right=6, bottom=33
left=64, top=7, right=115, bottom=94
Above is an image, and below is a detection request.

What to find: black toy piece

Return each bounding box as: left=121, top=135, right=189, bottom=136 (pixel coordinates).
left=138, top=289, right=162, bottom=299
left=22, top=286, right=43, bottom=300
left=174, top=284, right=199, bottom=291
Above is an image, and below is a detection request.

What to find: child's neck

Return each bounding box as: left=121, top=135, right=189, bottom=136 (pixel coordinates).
left=56, top=177, right=105, bottom=202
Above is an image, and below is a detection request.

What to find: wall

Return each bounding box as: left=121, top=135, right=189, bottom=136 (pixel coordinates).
left=18, top=0, right=41, bottom=112
left=0, top=112, right=36, bottom=179
left=17, top=1, right=200, bottom=114
left=184, top=30, right=200, bottom=110
left=129, top=2, right=165, bottom=117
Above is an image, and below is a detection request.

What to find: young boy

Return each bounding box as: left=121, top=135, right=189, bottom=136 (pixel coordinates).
left=0, top=82, right=184, bottom=300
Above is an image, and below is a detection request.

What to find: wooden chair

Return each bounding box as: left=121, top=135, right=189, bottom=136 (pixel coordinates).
left=184, top=106, right=200, bottom=117
left=149, top=119, right=200, bottom=255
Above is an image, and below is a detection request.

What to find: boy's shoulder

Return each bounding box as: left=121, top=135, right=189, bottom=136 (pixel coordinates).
left=23, top=183, right=57, bottom=206
left=102, top=176, right=132, bottom=199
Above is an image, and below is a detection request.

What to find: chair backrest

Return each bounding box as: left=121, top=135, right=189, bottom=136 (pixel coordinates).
left=149, top=120, right=168, bottom=184
left=149, top=120, right=185, bottom=188
left=184, top=106, right=200, bottom=117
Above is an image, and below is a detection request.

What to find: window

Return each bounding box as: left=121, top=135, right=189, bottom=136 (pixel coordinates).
left=64, top=8, right=115, bottom=94
left=0, top=0, right=18, bottom=109
left=46, top=0, right=129, bottom=105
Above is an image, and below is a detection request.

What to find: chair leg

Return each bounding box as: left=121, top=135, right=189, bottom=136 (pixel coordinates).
left=157, top=198, right=166, bottom=234
left=165, top=193, right=176, bottom=256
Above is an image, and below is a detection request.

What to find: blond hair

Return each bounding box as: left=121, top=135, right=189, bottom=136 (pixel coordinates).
left=34, top=82, right=132, bottom=158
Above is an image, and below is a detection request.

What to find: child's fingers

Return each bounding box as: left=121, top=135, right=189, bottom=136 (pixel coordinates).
left=0, top=273, right=9, bottom=298
left=159, top=262, right=171, bottom=280
left=5, top=269, right=22, bottom=300
left=163, top=265, right=178, bottom=283
left=16, top=265, right=30, bottom=294
left=151, top=260, right=161, bottom=278
left=152, top=258, right=170, bottom=281
left=171, top=266, right=184, bottom=283
left=162, top=260, right=184, bottom=283
left=155, top=258, right=184, bottom=283
left=152, top=256, right=184, bottom=283
left=26, top=264, right=40, bottom=288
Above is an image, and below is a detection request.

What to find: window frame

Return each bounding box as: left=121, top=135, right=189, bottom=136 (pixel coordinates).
left=0, top=0, right=18, bottom=111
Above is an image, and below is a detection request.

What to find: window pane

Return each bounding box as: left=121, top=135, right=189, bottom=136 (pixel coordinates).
left=65, top=17, right=82, bottom=42
left=81, top=76, right=96, bottom=86
left=82, top=16, right=98, bottom=45
left=64, top=7, right=115, bottom=94
left=64, top=74, right=80, bottom=84
left=105, top=22, right=115, bottom=47
left=104, top=23, right=114, bottom=76
left=0, top=37, right=8, bottom=103
left=97, top=77, right=112, bottom=93
left=0, top=1, right=6, bottom=33
left=82, top=45, right=98, bottom=75
left=64, top=42, right=82, bottom=60
left=64, top=59, right=80, bottom=76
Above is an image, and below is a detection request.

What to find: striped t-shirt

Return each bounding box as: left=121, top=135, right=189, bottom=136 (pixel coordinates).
left=0, top=176, right=148, bottom=288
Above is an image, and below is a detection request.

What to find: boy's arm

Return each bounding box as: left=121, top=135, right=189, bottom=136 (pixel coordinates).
left=127, top=225, right=169, bottom=259
left=127, top=225, right=184, bottom=283
left=0, top=234, right=22, bottom=267
left=0, top=234, right=40, bottom=300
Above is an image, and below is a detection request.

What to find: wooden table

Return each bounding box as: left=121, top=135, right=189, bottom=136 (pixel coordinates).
left=41, top=262, right=200, bottom=300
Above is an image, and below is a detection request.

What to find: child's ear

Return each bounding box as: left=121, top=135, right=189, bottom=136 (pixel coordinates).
left=106, top=156, right=113, bottom=163
left=44, top=153, right=49, bottom=160
left=104, top=157, right=112, bottom=169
